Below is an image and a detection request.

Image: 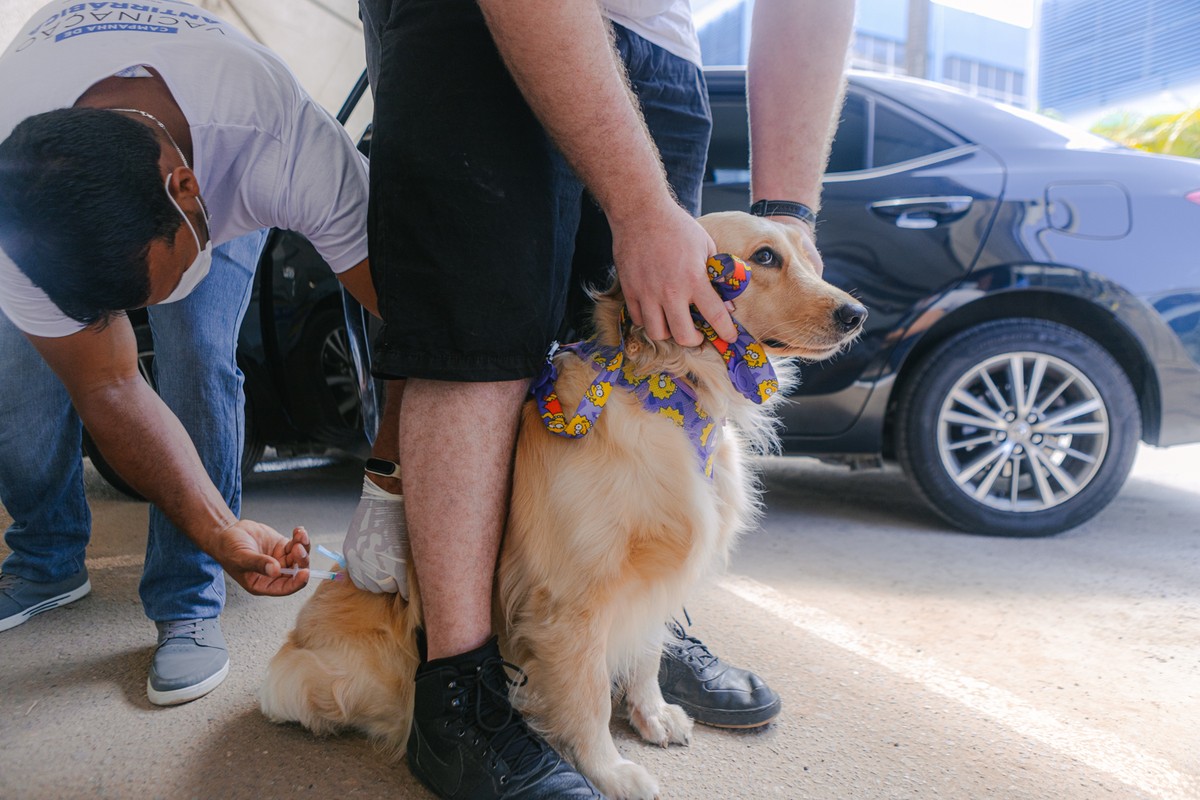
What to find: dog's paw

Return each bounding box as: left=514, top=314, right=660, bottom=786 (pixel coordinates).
left=590, top=758, right=660, bottom=800
left=629, top=702, right=693, bottom=747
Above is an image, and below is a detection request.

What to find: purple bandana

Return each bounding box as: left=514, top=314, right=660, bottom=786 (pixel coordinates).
left=530, top=255, right=778, bottom=479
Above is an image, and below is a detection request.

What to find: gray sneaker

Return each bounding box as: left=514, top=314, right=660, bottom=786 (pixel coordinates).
left=0, top=568, right=91, bottom=633
left=147, top=618, right=230, bottom=706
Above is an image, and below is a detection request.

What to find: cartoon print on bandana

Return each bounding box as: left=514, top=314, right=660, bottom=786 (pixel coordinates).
left=530, top=254, right=779, bottom=480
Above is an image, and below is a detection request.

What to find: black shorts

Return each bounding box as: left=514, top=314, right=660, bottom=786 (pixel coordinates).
left=368, top=0, right=583, bottom=381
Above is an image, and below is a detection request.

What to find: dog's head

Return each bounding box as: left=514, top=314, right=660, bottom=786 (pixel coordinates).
left=698, top=211, right=866, bottom=361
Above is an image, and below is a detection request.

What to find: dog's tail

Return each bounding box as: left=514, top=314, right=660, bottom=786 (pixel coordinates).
left=260, top=578, right=422, bottom=760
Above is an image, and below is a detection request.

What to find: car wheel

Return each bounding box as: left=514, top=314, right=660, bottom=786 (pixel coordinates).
left=82, top=321, right=264, bottom=501
left=895, top=318, right=1139, bottom=536
left=303, top=308, right=365, bottom=449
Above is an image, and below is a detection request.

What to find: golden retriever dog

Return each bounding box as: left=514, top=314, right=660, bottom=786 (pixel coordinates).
left=260, top=211, right=866, bottom=799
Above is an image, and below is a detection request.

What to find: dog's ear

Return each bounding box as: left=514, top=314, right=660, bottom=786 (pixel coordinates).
left=589, top=271, right=626, bottom=346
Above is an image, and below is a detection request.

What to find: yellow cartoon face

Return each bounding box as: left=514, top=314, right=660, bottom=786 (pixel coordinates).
left=566, top=415, right=591, bottom=436
left=622, top=362, right=646, bottom=386
left=757, top=379, right=779, bottom=403
left=585, top=381, right=611, bottom=407
left=657, top=406, right=684, bottom=427
left=743, top=343, right=768, bottom=368
left=649, top=374, right=677, bottom=400
left=542, top=414, right=566, bottom=434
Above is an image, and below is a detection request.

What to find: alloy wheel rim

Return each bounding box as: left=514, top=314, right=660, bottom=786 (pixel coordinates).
left=936, top=351, right=1110, bottom=513
left=320, top=327, right=362, bottom=429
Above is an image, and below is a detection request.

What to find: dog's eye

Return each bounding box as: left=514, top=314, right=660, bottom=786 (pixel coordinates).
left=751, top=248, right=780, bottom=267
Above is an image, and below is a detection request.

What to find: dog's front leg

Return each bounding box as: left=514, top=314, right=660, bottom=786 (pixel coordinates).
left=519, top=614, right=662, bottom=800
left=624, top=635, right=694, bottom=748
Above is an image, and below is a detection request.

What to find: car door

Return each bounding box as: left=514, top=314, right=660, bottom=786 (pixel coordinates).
left=703, top=75, right=1006, bottom=438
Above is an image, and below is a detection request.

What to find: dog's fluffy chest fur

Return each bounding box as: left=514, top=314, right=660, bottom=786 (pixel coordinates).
left=499, top=340, right=766, bottom=677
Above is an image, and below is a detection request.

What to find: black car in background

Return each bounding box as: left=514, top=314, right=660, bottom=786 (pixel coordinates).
left=91, top=68, right=1200, bottom=538
left=705, top=67, right=1200, bottom=536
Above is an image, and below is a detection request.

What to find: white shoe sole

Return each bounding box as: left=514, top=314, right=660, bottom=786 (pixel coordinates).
left=0, top=579, right=92, bottom=633
left=147, top=658, right=230, bottom=706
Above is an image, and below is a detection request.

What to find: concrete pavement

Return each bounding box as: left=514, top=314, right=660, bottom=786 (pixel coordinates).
left=1, top=444, right=1198, bottom=799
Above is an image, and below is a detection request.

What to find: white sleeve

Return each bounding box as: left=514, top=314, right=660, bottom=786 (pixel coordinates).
left=0, top=247, right=86, bottom=338
left=276, top=99, right=370, bottom=274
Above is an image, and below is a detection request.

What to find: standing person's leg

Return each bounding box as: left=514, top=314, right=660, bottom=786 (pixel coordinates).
left=368, top=1, right=599, bottom=797
left=568, top=24, right=783, bottom=730
left=140, top=229, right=265, bottom=705
left=358, top=0, right=389, bottom=90
left=0, top=312, right=92, bottom=631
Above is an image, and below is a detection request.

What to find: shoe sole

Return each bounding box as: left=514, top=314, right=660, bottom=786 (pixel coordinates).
left=665, top=694, right=783, bottom=729
left=0, top=579, right=92, bottom=633
left=146, top=658, right=230, bottom=706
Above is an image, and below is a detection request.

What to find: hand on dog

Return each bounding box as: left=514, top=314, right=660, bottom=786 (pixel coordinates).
left=212, top=521, right=311, bottom=596
left=611, top=201, right=737, bottom=347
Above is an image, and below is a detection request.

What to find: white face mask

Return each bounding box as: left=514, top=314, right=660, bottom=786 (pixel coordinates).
left=159, top=173, right=213, bottom=304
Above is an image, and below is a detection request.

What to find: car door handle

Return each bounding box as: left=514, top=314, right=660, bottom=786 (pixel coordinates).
left=869, top=196, right=974, bottom=229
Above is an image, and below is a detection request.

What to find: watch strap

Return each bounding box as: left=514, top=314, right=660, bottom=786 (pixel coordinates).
left=364, top=457, right=402, bottom=479
left=749, top=199, right=817, bottom=228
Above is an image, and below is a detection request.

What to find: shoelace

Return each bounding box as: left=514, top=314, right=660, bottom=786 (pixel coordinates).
left=159, top=619, right=204, bottom=642
left=451, top=656, right=556, bottom=780
left=667, top=619, right=718, bottom=669
left=0, top=573, right=24, bottom=597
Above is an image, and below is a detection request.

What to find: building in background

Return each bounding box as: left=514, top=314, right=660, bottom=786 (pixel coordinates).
left=1039, top=0, right=1200, bottom=125
left=696, top=0, right=1031, bottom=107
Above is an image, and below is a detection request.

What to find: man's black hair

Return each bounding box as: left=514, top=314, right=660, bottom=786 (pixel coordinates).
left=0, top=108, right=182, bottom=327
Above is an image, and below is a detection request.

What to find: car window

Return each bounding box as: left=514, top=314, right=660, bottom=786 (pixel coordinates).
left=873, top=103, right=955, bottom=168
left=826, top=92, right=957, bottom=174
left=827, top=93, right=869, bottom=173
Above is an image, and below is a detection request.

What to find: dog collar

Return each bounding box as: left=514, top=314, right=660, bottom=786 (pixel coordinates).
left=530, top=254, right=779, bottom=479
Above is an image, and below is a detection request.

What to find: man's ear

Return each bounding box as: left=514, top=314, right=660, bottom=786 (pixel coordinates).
left=165, top=165, right=200, bottom=201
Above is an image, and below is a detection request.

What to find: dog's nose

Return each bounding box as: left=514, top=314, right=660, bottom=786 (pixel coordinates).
left=834, top=302, right=868, bottom=333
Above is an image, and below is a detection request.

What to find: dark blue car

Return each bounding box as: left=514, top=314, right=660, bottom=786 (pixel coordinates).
left=704, top=67, right=1200, bottom=536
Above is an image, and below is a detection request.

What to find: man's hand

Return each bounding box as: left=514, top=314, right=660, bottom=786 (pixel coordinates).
left=211, top=521, right=311, bottom=596
left=610, top=200, right=736, bottom=347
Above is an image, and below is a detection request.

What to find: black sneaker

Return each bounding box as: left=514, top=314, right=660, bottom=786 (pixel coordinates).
left=658, top=617, right=782, bottom=729
left=407, top=637, right=605, bottom=799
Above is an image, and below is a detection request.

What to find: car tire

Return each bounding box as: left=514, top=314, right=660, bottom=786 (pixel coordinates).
left=302, top=308, right=365, bottom=451
left=82, top=320, right=264, bottom=501
left=895, top=318, right=1139, bottom=537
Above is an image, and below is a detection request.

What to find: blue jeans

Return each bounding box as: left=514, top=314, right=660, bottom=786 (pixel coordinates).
left=565, top=23, right=713, bottom=336
left=613, top=22, right=712, bottom=216
left=0, top=230, right=267, bottom=622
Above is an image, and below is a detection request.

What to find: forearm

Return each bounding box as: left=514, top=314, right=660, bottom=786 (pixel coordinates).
left=476, top=0, right=675, bottom=225
left=748, top=0, right=856, bottom=211
left=77, top=377, right=236, bottom=555
left=337, top=258, right=379, bottom=318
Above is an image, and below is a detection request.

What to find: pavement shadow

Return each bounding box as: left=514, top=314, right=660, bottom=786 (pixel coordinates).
left=756, top=457, right=949, bottom=532
left=1, top=644, right=148, bottom=711
left=188, top=707, right=424, bottom=799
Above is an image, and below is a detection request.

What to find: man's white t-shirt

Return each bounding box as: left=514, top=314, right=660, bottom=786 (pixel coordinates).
left=601, top=0, right=702, bottom=67
left=0, top=0, right=370, bottom=338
